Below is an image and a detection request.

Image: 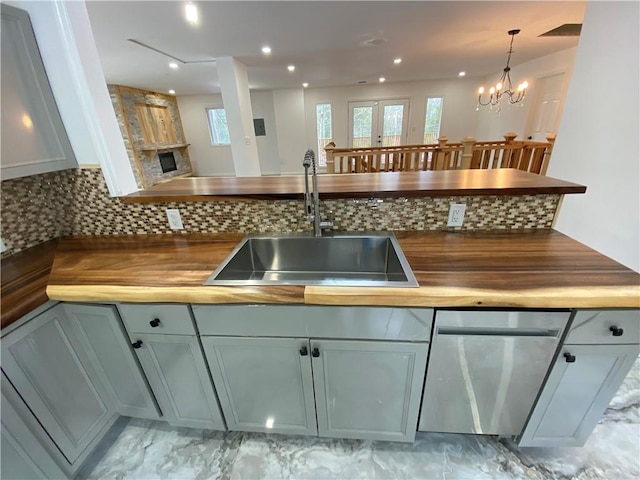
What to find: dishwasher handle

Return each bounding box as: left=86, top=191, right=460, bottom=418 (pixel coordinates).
left=436, top=326, right=561, bottom=338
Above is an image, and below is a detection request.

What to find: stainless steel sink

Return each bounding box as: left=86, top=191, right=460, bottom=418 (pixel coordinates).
left=204, top=232, right=419, bottom=287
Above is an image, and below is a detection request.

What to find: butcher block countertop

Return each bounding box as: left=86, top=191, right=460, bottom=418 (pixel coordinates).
left=1, top=240, right=58, bottom=329
left=122, top=169, right=587, bottom=203
left=3, top=231, right=638, bottom=329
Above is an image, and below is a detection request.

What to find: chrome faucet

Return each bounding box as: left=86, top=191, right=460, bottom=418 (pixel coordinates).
left=303, top=149, right=333, bottom=236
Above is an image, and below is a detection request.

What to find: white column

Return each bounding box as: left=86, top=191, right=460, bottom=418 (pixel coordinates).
left=217, top=57, right=261, bottom=176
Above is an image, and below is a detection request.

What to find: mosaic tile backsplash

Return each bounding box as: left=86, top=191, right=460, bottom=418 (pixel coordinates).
left=1, top=168, right=560, bottom=257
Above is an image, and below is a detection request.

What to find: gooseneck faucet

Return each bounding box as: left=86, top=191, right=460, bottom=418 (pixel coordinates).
left=303, top=149, right=332, bottom=236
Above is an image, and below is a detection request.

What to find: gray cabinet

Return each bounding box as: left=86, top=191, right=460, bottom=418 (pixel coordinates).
left=129, top=333, right=225, bottom=430
left=519, top=309, right=640, bottom=447
left=202, top=337, right=317, bottom=436
left=202, top=335, right=428, bottom=442
left=1, top=4, right=76, bottom=179
left=312, top=339, right=428, bottom=442
left=1, top=304, right=116, bottom=465
left=1, top=382, right=68, bottom=480
left=60, top=303, right=160, bottom=420
left=519, top=344, right=639, bottom=447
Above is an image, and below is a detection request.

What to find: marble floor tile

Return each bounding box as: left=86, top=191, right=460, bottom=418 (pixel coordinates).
left=502, top=424, right=640, bottom=480
left=82, top=358, right=640, bottom=480
left=602, top=357, right=640, bottom=424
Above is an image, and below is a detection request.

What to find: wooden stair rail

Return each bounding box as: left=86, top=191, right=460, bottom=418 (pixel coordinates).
left=325, top=133, right=556, bottom=175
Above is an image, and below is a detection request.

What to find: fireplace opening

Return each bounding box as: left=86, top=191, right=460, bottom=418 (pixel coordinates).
left=158, top=152, right=177, bottom=173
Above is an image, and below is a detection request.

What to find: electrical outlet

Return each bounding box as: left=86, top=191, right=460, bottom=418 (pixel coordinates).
left=447, top=204, right=466, bottom=227
left=166, top=209, right=184, bottom=230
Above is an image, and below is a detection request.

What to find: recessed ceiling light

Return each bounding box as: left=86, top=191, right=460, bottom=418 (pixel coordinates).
left=302, top=82, right=309, bottom=88
left=379, top=77, right=386, bottom=83
left=184, top=2, right=198, bottom=25
left=168, top=89, right=176, bottom=95
left=169, top=62, right=179, bottom=69
left=394, top=58, right=402, bottom=64
left=287, top=65, right=295, bottom=72
left=459, top=71, right=466, bottom=77
left=261, top=46, right=271, bottom=55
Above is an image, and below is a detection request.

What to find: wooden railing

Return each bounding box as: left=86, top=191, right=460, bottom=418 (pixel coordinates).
left=324, top=132, right=557, bottom=175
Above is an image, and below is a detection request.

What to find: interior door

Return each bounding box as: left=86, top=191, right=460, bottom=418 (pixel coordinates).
left=348, top=99, right=409, bottom=147
left=526, top=73, right=565, bottom=142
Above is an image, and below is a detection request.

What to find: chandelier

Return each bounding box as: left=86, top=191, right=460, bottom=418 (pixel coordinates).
left=477, top=29, right=528, bottom=108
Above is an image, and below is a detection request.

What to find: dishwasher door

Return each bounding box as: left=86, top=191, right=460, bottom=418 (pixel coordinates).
left=419, top=310, right=569, bottom=436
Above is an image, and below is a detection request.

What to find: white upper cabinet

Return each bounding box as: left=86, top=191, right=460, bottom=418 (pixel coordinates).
left=1, top=4, right=77, bottom=180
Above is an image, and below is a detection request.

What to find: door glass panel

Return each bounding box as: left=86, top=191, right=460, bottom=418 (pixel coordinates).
left=381, top=105, right=404, bottom=146
left=424, top=97, right=443, bottom=144
left=352, top=106, right=373, bottom=147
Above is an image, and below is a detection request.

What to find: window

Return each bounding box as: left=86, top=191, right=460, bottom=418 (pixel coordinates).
left=423, top=97, right=443, bottom=144
left=206, top=108, right=231, bottom=145
left=316, top=103, right=332, bottom=166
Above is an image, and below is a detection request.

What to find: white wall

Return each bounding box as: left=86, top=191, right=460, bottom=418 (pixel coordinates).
left=547, top=2, right=639, bottom=272
left=273, top=89, right=308, bottom=175
left=303, top=78, right=480, bottom=150
left=249, top=91, right=281, bottom=175
left=177, top=94, right=236, bottom=176
left=475, top=47, right=577, bottom=141
left=178, top=92, right=283, bottom=176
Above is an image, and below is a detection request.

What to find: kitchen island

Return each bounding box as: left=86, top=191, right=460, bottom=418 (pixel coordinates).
left=41, top=230, right=640, bottom=309
left=1, top=229, right=639, bottom=480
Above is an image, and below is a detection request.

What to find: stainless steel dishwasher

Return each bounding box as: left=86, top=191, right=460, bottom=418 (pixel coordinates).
left=419, top=310, right=570, bottom=436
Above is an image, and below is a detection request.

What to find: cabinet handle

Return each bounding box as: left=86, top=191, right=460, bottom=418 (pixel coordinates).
left=609, top=325, right=624, bottom=337
left=299, top=346, right=308, bottom=356
left=150, top=318, right=161, bottom=328
left=132, top=340, right=143, bottom=349
left=564, top=352, right=576, bottom=363
left=311, top=347, right=320, bottom=358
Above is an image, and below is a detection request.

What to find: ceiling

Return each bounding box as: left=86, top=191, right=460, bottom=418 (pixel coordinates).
left=86, top=1, right=586, bottom=95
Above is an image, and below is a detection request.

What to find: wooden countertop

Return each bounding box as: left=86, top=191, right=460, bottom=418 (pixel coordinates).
left=43, top=231, right=639, bottom=310
left=1, top=240, right=58, bottom=329
left=3, top=231, right=637, bottom=330
left=122, top=169, right=587, bottom=203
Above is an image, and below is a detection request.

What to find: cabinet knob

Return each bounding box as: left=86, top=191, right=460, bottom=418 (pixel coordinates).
left=150, top=318, right=161, bottom=328
left=299, top=346, right=308, bottom=356
left=564, top=352, right=576, bottom=363
left=311, top=347, right=320, bottom=358
left=609, top=325, right=624, bottom=337
left=132, top=340, right=143, bottom=349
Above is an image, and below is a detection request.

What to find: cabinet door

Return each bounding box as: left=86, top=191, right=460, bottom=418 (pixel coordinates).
left=130, top=333, right=225, bottom=430
left=311, top=339, right=428, bottom=442
left=1, top=386, right=68, bottom=480
left=1, top=4, right=76, bottom=180
left=61, top=304, right=160, bottom=420
left=1, top=305, right=114, bottom=463
left=519, top=343, right=640, bottom=447
left=202, top=337, right=317, bottom=436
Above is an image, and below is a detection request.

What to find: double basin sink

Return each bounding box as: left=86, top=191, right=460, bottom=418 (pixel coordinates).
left=204, top=232, right=418, bottom=287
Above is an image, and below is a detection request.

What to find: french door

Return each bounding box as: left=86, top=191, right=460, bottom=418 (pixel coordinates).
left=348, top=99, right=409, bottom=148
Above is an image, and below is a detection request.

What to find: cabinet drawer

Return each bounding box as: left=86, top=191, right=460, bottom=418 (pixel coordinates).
left=193, top=305, right=432, bottom=341
left=566, top=310, right=640, bottom=345
left=118, top=304, right=195, bottom=335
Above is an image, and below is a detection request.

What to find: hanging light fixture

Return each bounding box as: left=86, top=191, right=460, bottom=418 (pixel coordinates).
left=477, top=29, right=528, bottom=109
